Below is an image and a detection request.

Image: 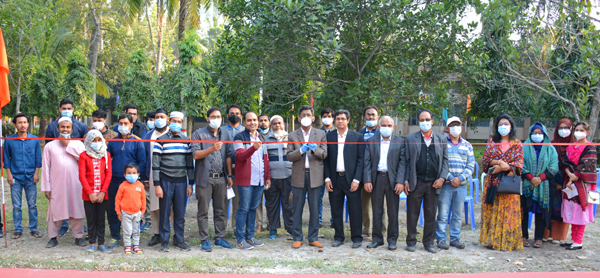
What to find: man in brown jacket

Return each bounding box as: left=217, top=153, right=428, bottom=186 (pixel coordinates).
left=286, top=105, right=327, bottom=249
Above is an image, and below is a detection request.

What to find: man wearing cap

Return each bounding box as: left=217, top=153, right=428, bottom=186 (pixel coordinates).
left=435, top=116, right=474, bottom=250
left=41, top=117, right=87, bottom=248
left=153, top=111, right=194, bottom=252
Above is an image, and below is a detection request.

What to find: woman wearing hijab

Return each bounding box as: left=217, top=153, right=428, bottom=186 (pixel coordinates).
left=479, top=114, right=524, bottom=251
left=520, top=123, right=558, bottom=248
left=78, top=130, right=113, bottom=253
left=544, top=119, right=575, bottom=243
left=561, top=121, right=597, bottom=250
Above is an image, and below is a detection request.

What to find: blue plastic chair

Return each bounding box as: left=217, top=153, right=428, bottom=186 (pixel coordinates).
left=344, top=196, right=349, bottom=223
left=469, top=162, right=481, bottom=203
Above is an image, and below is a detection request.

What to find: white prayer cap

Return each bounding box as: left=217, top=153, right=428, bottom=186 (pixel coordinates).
left=58, top=117, right=73, bottom=124
left=270, top=115, right=284, bottom=124
left=170, top=111, right=184, bottom=120
left=446, top=116, right=462, bottom=127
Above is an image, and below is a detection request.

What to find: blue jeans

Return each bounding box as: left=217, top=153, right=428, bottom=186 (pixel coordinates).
left=318, top=184, right=325, bottom=224
left=10, top=179, right=38, bottom=233
left=236, top=185, right=264, bottom=243
left=436, top=184, right=467, bottom=243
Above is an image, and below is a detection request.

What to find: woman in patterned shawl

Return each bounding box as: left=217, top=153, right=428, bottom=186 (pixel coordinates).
left=520, top=123, right=558, bottom=248
left=561, top=121, right=597, bottom=250
left=480, top=114, right=524, bottom=251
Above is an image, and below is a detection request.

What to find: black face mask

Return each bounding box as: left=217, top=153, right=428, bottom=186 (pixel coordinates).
left=228, top=115, right=241, bottom=124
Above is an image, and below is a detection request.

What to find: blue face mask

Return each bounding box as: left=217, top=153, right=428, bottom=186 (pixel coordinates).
left=60, top=133, right=71, bottom=139
left=118, top=125, right=130, bottom=135
left=91, top=142, right=103, bottom=151
left=61, top=110, right=73, bottom=118
left=419, top=121, right=432, bottom=132
left=380, top=127, right=393, bottom=137
left=155, top=118, right=167, bottom=129
left=366, top=120, right=378, bottom=128
left=125, top=174, right=139, bottom=184
left=147, top=121, right=155, bottom=130
left=260, top=128, right=269, bottom=134
left=498, top=125, right=511, bottom=136
left=170, top=122, right=182, bottom=133
left=531, top=134, right=544, bottom=143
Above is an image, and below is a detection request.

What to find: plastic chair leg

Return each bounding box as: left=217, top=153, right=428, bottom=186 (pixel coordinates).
left=528, top=211, right=533, bottom=229
left=345, top=197, right=349, bottom=223
left=468, top=199, right=475, bottom=230
left=419, top=201, right=424, bottom=227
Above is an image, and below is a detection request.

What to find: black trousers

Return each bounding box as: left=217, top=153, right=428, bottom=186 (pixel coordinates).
left=372, top=173, right=399, bottom=245
left=330, top=173, right=363, bottom=243
left=406, top=179, right=438, bottom=246
left=264, top=177, right=294, bottom=232
left=521, top=195, right=545, bottom=240
left=292, top=172, right=320, bottom=242
left=84, top=200, right=108, bottom=245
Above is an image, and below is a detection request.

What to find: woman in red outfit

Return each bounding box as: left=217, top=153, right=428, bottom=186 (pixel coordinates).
left=79, top=129, right=113, bottom=253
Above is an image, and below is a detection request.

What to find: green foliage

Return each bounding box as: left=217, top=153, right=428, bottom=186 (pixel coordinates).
left=116, top=49, right=158, bottom=115
left=159, top=31, right=212, bottom=116
left=62, top=48, right=96, bottom=116
left=27, top=64, right=61, bottom=118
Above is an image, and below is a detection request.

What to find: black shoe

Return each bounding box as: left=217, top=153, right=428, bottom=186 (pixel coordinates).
left=388, top=243, right=398, bottom=251
left=560, top=242, right=573, bottom=248
left=424, top=244, right=438, bottom=253
left=352, top=242, right=362, bottom=249
left=566, top=244, right=583, bottom=250
left=176, top=241, right=191, bottom=251
left=160, top=242, right=170, bottom=252
left=46, top=238, right=58, bottom=248
left=366, top=242, right=383, bottom=250
left=332, top=240, right=344, bottom=247
left=437, top=241, right=449, bottom=250
left=450, top=240, right=465, bottom=249
left=406, top=245, right=416, bottom=252
left=148, top=234, right=161, bottom=247
left=75, top=238, right=87, bottom=247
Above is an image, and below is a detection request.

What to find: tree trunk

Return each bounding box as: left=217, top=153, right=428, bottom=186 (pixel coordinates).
left=88, top=0, right=102, bottom=103
left=489, top=117, right=494, bottom=139
left=178, top=0, right=188, bottom=41
left=587, top=87, right=600, bottom=140
left=145, top=0, right=156, bottom=61
left=156, top=0, right=164, bottom=75
left=38, top=117, right=48, bottom=139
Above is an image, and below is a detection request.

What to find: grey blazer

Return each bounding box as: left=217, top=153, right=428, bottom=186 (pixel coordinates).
left=404, top=131, right=449, bottom=194
left=363, top=134, right=407, bottom=188
left=190, top=126, right=233, bottom=187
left=286, top=127, right=328, bottom=189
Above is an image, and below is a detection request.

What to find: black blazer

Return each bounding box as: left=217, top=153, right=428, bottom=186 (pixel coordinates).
left=324, top=129, right=364, bottom=187
left=363, top=134, right=406, bottom=188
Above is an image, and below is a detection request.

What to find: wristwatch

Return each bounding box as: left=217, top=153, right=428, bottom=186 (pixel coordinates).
left=227, top=175, right=234, bottom=179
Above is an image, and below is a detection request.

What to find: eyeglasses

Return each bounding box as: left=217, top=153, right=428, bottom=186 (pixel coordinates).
left=498, top=122, right=510, bottom=126
left=418, top=119, right=432, bottom=122
left=448, top=123, right=461, bottom=127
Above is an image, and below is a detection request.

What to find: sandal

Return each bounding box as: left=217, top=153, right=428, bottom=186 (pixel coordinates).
left=522, top=237, right=531, bottom=247
left=30, top=231, right=42, bottom=238
left=533, top=240, right=542, bottom=248
left=11, top=232, right=22, bottom=239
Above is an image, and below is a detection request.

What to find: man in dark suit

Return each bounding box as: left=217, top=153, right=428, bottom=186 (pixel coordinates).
left=324, top=110, right=365, bottom=248
left=404, top=109, right=448, bottom=253
left=363, top=116, right=406, bottom=251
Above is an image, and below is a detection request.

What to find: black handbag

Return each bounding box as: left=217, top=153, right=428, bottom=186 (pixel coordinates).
left=496, top=166, right=522, bottom=195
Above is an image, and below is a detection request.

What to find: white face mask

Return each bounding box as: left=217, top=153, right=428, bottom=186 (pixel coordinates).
left=449, top=126, right=461, bottom=137
left=558, top=129, right=571, bottom=138
left=209, top=118, right=221, bottom=129
left=574, top=131, right=587, bottom=141
left=321, top=118, right=333, bottom=126
left=531, top=134, right=544, bottom=143
left=301, top=117, right=312, bottom=127
left=92, top=121, right=105, bottom=131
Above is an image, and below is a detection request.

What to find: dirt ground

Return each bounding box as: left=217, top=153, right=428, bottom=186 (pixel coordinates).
left=0, top=182, right=599, bottom=274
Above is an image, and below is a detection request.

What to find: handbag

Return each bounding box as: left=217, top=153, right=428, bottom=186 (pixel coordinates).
left=496, top=166, right=522, bottom=195
left=588, top=191, right=600, bottom=205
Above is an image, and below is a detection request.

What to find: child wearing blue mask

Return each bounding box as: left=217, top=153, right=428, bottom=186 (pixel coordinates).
left=115, top=163, right=146, bottom=255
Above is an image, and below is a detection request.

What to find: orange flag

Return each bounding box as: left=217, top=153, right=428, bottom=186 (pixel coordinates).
left=0, top=29, right=10, bottom=108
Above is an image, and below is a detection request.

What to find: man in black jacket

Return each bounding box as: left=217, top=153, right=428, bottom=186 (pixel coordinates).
left=324, top=110, right=365, bottom=248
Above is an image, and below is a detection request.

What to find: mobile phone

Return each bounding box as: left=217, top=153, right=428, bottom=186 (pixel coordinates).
left=488, top=166, right=496, bottom=174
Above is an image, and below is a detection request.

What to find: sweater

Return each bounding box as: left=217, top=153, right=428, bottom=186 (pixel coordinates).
left=152, top=130, right=194, bottom=184
left=233, top=129, right=271, bottom=186
left=115, top=180, right=146, bottom=215
left=446, top=136, right=475, bottom=186
left=78, top=152, right=112, bottom=201
left=107, top=134, right=146, bottom=180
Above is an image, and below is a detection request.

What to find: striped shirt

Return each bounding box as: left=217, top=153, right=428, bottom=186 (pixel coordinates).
left=152, top=131, right=194, bottom=184
left=446, top=136, right=475, bottom=186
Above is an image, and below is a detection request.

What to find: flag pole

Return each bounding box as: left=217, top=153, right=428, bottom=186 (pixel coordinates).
left=1, top=104, right=7, bottom=248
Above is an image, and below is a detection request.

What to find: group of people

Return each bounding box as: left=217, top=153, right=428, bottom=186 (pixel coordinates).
left=0, top=99, right=595, bottom=254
